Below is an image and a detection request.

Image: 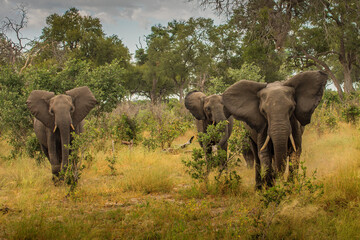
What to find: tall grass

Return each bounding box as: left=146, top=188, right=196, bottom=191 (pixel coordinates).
left=1, top=124, right=360, bottom=239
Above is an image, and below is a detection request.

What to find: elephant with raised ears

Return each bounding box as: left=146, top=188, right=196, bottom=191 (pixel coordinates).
left=26, top=86, right=97, bottom=179
left=185, top=91, right=233, bottom=164
left=222, top=71, right=328, bottom=189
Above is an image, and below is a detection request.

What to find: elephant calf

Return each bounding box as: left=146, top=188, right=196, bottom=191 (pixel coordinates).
left=185, top=90, right=233, bottom=165
left=27, top=86, right=97, bottom=179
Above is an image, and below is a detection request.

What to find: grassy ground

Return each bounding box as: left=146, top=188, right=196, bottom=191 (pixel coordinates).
left=0, top=123, right=360, bottom=239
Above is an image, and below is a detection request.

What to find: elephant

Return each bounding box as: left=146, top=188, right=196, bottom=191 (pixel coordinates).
left=222, top=71, right=328, bottom=188
left=185, top=90, right=233, bottom=165
left=26, top=86, right=97, bottom=179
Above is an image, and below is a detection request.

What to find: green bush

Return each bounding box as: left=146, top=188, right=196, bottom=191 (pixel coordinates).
left=259, top=161, right=324, bottom=207
left=111, top=114, right=141, bottom=143
left=0, top=66, right=33, bottom=155
left=310, top=104, right=339, bottom=135
left=342, top=104, right=360, bottom=124
left=139, top=104, right=190, bottom=150
left=25, top=133, right=45, bottom=164
left=182, top=121, right=242, bottom=193
left=228, top=120, right=251, bottom=158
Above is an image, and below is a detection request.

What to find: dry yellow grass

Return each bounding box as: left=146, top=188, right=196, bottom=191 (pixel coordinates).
left=0, top=124, right=359, bottom=239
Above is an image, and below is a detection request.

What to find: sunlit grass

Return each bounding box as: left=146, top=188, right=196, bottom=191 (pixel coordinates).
left=0, top=124, right=360, bottom=239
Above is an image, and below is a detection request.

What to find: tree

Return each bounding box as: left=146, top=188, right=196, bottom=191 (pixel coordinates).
left=38, top=8, right=130, bottom=67
left=0, top=4, right=30, bottom=67
left=135, top=25, right=175, bottom=104
left=41, top=8, right=103, bottom=51
left=193, top=0, right=360, bottom=97
left=288, top=0, right=360, bottom=97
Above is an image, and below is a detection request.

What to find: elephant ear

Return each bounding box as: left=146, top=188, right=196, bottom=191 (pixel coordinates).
left=222, top=80, right=267, bottom=132
left=26, top=90, right=55, bottom=129
left=185, top=90, right=206, bottom=120
left=284, top=71, right=328, bottom=126
left=66, top=86, right=97, bottom=126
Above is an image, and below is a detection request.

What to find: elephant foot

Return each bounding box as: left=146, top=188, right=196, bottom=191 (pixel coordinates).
left=51, top=164, right=61, bottom=175
left=51, top=165, right=64, bottom=186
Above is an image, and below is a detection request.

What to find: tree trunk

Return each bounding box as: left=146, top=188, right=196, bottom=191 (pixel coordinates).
left=179, top=81, right=185, bottom=103
left=342, top=62, right=355, bottom=93
left=198, top=73, right=206, bottom=92
left=150, top=77, right=158, bottom=105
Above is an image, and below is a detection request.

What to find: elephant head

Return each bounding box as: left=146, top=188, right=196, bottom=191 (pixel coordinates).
left=26, top=86, right=97, bottom=172
left=185, top=90, right=232, bottom=148
left=222, top=71, right=327, bottom=173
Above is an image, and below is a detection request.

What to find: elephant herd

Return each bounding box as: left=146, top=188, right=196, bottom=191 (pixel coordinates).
left=27, top=71, right=328, bottom=189
left=185, top=71, right=328, bottom=189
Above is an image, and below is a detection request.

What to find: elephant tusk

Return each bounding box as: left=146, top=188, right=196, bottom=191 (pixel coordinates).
left=260, top=135, right=270, bottom=151
left=53, top=125, right=57, bottom=133
left=70, top=124, right=75, bottom=130
left=289, top=134, right=297, bottom=152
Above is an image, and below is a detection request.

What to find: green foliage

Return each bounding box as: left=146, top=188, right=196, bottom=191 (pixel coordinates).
left=142, top=138, right=158, bottom=151
left=105, top=155, right=117, bottom=176
left=111, top=114, right=141, bottom=143
left=228, top=120, right=251, bottom=158
left=62, top=120, right=98, bottom=195
left=139, top=104, right=190, bottom=150
left=341, top=104, right=360, bottom=124
left=310, top=104, right=339, bottom=135
left=260, top=161, right=324, bottom=207
left=0, top=66, right=32, bottom=155
left=183, top=121, right=242, bottom=192
left=25, top=133, right=45, bottom=164
left=207, top=76, right=229, bottom=95
left=228, top=62, right=265, bottom=82
left=87, top=59, right=127, bottom=113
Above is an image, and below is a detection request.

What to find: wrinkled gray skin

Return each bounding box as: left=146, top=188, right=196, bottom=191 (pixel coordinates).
left=185, top=91, right=233, bottom=163
left=222, top=71, right=328, bottom=189
left=27, top=86, right=97, bottom=178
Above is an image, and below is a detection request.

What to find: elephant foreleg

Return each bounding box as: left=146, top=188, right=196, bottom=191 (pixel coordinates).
left=46, top=131, right=61, bottom=176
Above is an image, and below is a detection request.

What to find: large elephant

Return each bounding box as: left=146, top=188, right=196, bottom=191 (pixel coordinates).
left=26, top=86, right=97, bottom=178
left=185, top=91, right=233, bottom=164
left=222, top=71, right=327, bottom=188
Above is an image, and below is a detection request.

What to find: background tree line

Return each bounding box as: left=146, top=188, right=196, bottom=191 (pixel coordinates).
left=0, top=2, right=359, bottom=152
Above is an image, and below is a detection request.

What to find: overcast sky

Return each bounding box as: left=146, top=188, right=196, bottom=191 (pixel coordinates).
left=1, top=0, right=224, bottom=55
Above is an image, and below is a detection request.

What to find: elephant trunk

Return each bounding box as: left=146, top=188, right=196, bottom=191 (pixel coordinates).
left=56, top=114, right=73, bottom=172
left=269, top=123, right=291, bottom=173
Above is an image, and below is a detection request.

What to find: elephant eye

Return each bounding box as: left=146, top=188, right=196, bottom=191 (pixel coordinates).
left=49, top=109, right=54, bottom=116
left=70, top=106, right=75, bottom=113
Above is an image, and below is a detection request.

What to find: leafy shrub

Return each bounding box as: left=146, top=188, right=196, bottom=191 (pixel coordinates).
left=62, top=119, right=99, bottom=194
left=0, top=66, right=33, bottom=155
left=228, top=120, right=251, bottom=159
left=111, top=114, right=141, bottom=143
left=259, top=161, right=324, bottom=207
left=342, top=104, right=360, bottom=124
left=310, top=104, right=339, bottom=135
left=25, top=133, right=45, bottom=164
left=139, top=104, right=190, bottom=150
left=182, top=121, right=242, bottom=192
